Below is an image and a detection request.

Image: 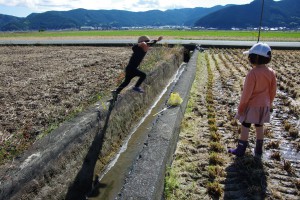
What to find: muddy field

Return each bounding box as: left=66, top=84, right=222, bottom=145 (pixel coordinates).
left=0, top=45, right=135, bottom=163
left=166, top=49, right=300, bottom=199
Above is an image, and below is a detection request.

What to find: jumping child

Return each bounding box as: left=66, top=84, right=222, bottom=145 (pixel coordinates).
left=228, top=43, right=277, bottom=157
left=112, top=35, right=163, bottom=97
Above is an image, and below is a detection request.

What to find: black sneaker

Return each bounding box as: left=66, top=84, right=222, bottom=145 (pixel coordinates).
left=132, top=87, right=144, bottom=93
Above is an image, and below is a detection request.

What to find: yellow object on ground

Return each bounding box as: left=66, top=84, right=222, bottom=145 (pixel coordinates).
left=167, top=92, right=183, bottom=106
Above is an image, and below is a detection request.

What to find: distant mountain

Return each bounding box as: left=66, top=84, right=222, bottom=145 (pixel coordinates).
left=0, top=6, right=226, bottom=31
left=195, top=0, right=300, bottom=29
left=0, top=0, right=299, bottom=31
left=0, top=14, right=24, bottom=31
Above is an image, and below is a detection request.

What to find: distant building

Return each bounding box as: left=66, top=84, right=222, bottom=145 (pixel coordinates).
left=80, top=26, right=95, bottom=31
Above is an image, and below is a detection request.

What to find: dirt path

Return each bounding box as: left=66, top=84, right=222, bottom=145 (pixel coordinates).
left=165, top=49, right=300, bottom=199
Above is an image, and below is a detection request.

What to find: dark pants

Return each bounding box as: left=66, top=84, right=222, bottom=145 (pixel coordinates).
left=116, top=68, right=146, bottom=93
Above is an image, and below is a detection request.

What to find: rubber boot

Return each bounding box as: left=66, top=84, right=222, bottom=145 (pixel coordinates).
left=255, top=139, right=264, bottom=157
left=228, top=140, right=248, bottom=157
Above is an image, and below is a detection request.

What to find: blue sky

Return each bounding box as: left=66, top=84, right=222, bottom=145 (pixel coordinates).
left=0, top=0, right=277, bottom=18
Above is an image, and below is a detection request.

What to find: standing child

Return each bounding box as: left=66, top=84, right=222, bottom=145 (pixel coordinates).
left=112, top=35, right=163, bottom=97
left=228, top=43, right=277, bottom=157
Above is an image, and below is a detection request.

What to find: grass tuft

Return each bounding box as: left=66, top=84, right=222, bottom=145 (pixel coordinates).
left=289, top=127, right=299, bottom=138
left=270, top=151, right=281, bottom=161
left=283, top=159, right=294, bottom=174
left=294, top=179, right=300, bottom=190
left=210, top=132, right=221, bottom=142
left=209, top=152, right=224, bottom=165
left=266, top=141, right=280, bottom=149
left=164, top=167, right=180, bottom=199
left=206, top=181, right=223, bottom=197
left=207, top=165, right=224, bottom=179
left=209, top=142, right=224, bottom=152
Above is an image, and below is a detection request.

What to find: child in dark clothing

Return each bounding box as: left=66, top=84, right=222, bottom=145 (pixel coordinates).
left=112, top=35, right=163, bottom=97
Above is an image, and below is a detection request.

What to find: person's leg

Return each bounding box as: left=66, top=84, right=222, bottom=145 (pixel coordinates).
left=133, top=69, right=146, bottom=88
left=240, top=123, right=250, bottom=141
left=254, top=124, right=264, bottom=156
left=115, top=71, right=134, bottom=94
left=255, top=124, right=264, bottom=140
left=228, top=122, right=250, bottom=157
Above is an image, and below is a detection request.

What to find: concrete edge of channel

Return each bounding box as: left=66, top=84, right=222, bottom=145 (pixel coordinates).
left=0, top=48, right=184, bottom=200
left=0, top=100, right=107, bottom=199
left=118, top=50, right=199, bottom=199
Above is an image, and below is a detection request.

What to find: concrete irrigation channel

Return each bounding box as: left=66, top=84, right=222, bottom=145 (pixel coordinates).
left=88, top=55, right=197, bottom=200
left=0, top=41, right=198, bottom=199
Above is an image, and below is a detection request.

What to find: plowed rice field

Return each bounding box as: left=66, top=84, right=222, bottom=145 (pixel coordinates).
left=0, top=46, right=132, bottom=163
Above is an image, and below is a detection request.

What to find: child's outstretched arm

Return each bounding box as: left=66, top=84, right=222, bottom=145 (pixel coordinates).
left=147, top=36, right=163, bottom=46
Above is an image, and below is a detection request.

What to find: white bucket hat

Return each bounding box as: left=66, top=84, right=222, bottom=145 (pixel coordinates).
left=243, top=42, right=271, bottom=58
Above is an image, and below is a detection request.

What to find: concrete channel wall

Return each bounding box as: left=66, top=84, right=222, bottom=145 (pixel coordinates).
left=118, top=50, right=198, bottom=200
left=0, top=48, right=184, bottom=199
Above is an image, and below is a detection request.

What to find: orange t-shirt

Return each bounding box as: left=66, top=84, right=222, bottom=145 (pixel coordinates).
left=238, top=66, right=277, bottom=115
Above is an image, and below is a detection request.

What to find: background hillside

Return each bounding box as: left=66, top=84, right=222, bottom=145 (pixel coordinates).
left=0, top=6, right=225, bottom=31
left=0, top=0, right=299, bottom=31
left=195, top=0, right=300, bottom=29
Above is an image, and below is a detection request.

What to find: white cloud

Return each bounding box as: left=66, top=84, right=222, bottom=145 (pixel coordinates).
left=0, top=0, right=38, bottom=8
left=0, top=0, right=260, bottom=15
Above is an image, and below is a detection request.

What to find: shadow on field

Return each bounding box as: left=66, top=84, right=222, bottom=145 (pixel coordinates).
left=65, top=96, right=117, bottom=200
left=224, top=155, right=267, bottom=200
